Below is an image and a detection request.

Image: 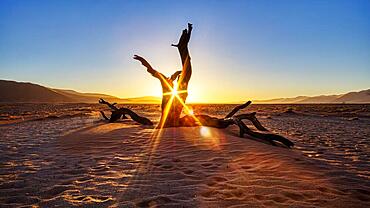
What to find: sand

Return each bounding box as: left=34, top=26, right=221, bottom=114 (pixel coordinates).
left=1, top=117, right=369, bottom=207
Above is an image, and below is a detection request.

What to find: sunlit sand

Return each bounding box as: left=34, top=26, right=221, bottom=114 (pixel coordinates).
left=1, top=1, right=369, bottom=207
left=0, top=104, right=369, bottom=207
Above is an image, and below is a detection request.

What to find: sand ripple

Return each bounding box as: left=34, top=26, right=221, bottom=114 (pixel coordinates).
left=0, top=108, right=369, bottom=207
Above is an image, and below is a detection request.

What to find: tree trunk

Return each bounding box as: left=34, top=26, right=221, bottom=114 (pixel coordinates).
left=160, top=24, right=193, bottom=127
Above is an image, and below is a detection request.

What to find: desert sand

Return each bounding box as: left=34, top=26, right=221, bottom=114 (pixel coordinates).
left=1, top=112, right=369, bottom=207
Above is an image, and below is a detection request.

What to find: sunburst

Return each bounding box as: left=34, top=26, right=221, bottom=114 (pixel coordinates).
left=145, top=55, right=202, bottom=170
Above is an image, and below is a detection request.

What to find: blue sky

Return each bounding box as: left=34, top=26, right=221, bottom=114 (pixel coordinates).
left=0, top=0, right=369, bottom=102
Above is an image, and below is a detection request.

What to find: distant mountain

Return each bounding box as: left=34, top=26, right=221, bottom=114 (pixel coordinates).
left=0, top=80, right=160, bottom=103
left=254, top=96, right=309, bottom=104
left=334, top=90, right=370, bottom=103
left=51, top=88, right=121, bottom=103
left=254, top=89, right=370, bottom=104
left=1, top=79, right=368, bottom=104
left=0, top=80, right=72, bottom=103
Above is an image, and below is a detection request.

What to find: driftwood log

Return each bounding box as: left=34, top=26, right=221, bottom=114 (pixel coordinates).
left=178, top=101, right=294, bottom=148
left=233, top=118, right=294, bottom=148
left=99, top=98, right=153, bottom=125
left=98, top=98, right=293, bottom=148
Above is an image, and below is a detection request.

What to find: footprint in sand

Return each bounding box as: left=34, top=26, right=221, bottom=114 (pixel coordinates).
left=41, top=185, right=75, bottom=199
left=160, top=164, right=174, bottom=170
left=4, top=196, right=39, bottom=205
left=136, top=195, right=175, bottom=207
left=271, top=195, right=289, bottom=203
left=282, top=191, right=306, bottom=201
left=200, top=189, right=216, bottom=198
left=201, top=162, right=213, bottom=167
left=183, top=169, right=194, bottom=175
left=212, top=176, right=228, bottom=183
left=254, top=194, right=265, bottom=200
left=241, top=165, right=252, bottom=170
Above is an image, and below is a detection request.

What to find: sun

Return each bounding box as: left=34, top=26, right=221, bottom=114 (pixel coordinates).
left=172, top=88, right=178, bottom=96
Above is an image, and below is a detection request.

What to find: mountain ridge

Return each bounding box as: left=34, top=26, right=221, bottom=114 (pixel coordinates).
left=254, top=89, right=370, bottom=104
left=0, top=80, right=160, bottom=104
left=0, top=80, right=369, bottom=104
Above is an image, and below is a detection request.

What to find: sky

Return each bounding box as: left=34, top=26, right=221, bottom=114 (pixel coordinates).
left=0, top=0, right=369, bottom=103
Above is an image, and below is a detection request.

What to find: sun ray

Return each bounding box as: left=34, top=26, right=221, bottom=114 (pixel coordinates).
left=156, top=66, right=202, bottom=128
left=158, top=93, right=175, bottom=128
left=145, top=56, right=201, bottom=169
left=144, top=88, right=176, bottom=168
left=174, top=93, right=202, bottom=125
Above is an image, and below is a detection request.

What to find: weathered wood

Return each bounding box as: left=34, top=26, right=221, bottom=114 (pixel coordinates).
left=161, top=23, right=193, bottom=127
left=178, top=101, right=294, bottom=148
left=235, top=112, right=268, bottom=131
left=225, top=101, right=252, bottom=119
left=234, top=119, right=294, bottom=148
left=100, top=111, right=110, bottom=120
left=99, top=98, right=153, bottom=125
left=99, top=98, right=118, bottom=111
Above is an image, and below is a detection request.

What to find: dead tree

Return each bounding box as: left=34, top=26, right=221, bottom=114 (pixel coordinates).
left=179, top=101, right=294, bottom=148
left=129, top=23, right=293, bottom=147
left=99, top=98, right=153, bottom=125
left=133, top=54, right=182, bottom=126
left=133, top=23, right=193, bottom=128
left=161, top=23, right=193, bottom=127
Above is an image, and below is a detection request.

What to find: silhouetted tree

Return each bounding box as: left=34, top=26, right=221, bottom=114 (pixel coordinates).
left=131, top=23, right=294, bottom=147
left=133, top=23, right=193, bottom=127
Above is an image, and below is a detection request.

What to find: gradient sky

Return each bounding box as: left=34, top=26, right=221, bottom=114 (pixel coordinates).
left=1, top=0, right=369, bottom=103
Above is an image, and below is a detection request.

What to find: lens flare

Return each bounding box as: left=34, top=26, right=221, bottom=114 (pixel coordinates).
left=146, top=55, right=204, bottom=169
left=200, top=126, right=212, bottom=138
left=188, top=109, right=194, bottom=115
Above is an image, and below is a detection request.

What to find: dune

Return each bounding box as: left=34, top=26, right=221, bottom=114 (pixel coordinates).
left=7, top=123, right=360, bottom=207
